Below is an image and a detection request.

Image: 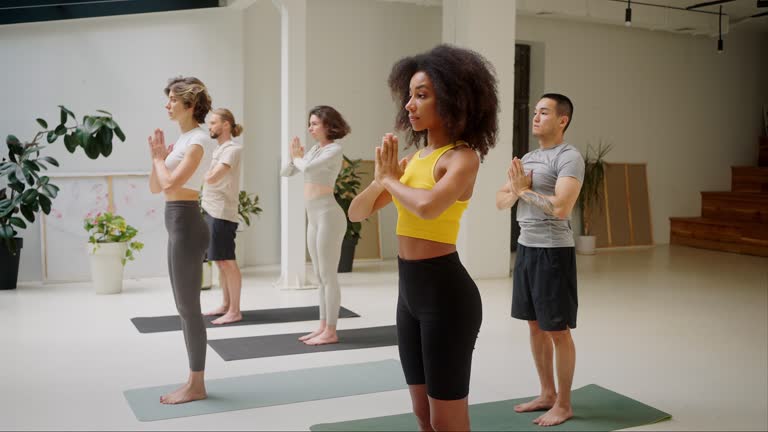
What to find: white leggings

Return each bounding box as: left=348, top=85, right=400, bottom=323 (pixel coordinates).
left=306, top=194, right=346, bottom=326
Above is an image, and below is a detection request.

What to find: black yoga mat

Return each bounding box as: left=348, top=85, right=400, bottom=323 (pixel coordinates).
left=131, top=305, right=360, bottom=333
left=208, top=325, right=399, bottom=361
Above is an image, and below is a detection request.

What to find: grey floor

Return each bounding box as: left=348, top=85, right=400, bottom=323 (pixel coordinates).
left=1, top=245, right=766, bottom=431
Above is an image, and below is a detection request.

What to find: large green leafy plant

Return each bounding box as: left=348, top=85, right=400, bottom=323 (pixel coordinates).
left=0, top=106, right=125, bottom=252
left=334, top=155, right=364, bottom=240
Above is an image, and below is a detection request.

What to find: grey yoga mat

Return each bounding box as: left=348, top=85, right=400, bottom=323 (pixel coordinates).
left=131, top=305, right=360, bottom=333
left=124, top=359, right=407, bottom=422
left=208, top=325, right=399, bottom=361
left=310, top=383, right=672, bottom=431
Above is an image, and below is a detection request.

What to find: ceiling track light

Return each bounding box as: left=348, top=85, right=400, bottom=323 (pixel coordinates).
left=625, top=0, right=632, bottom=27
left=717, top=5, right=724, bottom=54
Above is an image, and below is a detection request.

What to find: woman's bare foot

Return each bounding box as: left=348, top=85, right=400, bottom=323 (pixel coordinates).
left=212, top=312, right=242, bottom=325
left=514, top=394, right=556, bottom=413
left=159, top=383, right=207, bottom=405
left=204, top=305, right=229, bottom=316
left=299, top=327, right=325, bottom=342
left=304, top=330, right=339, bottom=346
left=533, top=404, right=573, bottom=426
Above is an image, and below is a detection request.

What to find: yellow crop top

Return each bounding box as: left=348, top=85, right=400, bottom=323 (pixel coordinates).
left=392, top=142, right=469, bottom=245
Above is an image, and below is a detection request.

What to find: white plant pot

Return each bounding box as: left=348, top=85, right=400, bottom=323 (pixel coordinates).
left=202, top=260, right=213, bottom=290
left=88, top=242, right=127, bottom=294
left=576, top=235, right=596, bottom=255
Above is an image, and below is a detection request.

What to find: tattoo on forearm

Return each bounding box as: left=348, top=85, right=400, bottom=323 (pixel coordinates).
left=520, top=190, right=556, bottom=216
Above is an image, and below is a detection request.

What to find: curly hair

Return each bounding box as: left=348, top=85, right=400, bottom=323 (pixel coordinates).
left=308, top=105, right=351, bottom=141
left=164, top=76, right=212, bottom=124
left=387, top=44, right=498, bottom=161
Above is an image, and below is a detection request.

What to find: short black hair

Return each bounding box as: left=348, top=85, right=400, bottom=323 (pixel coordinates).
left=540, top=93, right=573, bottom=132
left=388, top=44, right=499, bottom=161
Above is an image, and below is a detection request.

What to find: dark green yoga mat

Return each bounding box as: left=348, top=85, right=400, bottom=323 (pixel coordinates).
left=310, top=384, right=671, bottom=431
left=124, top=359, right=407, bottom=422
left=131, top=305, right=360, bottom=333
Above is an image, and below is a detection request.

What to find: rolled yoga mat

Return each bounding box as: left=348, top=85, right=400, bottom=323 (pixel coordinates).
left=209, top=325, right=398, bottom=361
left=130, top=305, right=360, bottom=333
left=310, top=384, right=671, bottom=431
left=124, top=359, right=407, bottom=422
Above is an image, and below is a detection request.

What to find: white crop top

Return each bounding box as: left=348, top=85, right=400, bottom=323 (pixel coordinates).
left=280, top=142, right=343, bottom=187
left=164, top=127, right=213, bottom=191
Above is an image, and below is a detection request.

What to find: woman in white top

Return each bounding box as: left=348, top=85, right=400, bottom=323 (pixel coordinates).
left=281, top=105, right=349, bottom=345
left=148, top=76, right=213, bottom=404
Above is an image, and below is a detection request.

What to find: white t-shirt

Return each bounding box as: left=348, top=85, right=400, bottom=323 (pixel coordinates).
left=202, top=141, right=243, bottom=223
left=164, top=127, right=213, bottom=191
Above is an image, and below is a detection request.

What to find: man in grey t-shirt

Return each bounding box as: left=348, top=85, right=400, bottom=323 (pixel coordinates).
left=496, top=93, right=584, bottom=427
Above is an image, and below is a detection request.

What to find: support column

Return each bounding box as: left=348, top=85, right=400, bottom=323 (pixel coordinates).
left=274, top=0, right=313, bottom=289
left=444, top=0, right=516, bottom=279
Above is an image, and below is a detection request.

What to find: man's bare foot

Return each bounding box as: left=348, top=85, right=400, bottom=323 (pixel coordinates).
left=299, top=328, right=325, bottom=342
left=304, top=331, right=339, bottom=346
left=159, top=384, right=207, bottom=405
left=211, top=312, right=242, bottom=325
left=204, top=305, right=229, bottom=316
left=533, top=405, right=573, bottom=427
left=514, top=394, right=556, bottom=413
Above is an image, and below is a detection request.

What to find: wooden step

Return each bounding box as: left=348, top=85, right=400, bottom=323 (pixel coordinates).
left=732, top=166, right=768, bottom=193
left=700, top=191, right=768, bottom=223
left=670, top=217, right=768, bottom=257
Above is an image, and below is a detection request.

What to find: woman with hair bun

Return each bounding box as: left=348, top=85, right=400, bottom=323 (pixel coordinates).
left=148, top=76, right=214, bottom=404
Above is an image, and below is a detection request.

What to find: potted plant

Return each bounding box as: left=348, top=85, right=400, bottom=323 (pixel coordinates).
left=202, top=190, right=262, bottom=289
left=0, top=106, right=125, bottom=289
left=577, top=140, right=612, bottom=255
left=334, top=155, right=364, bottom=273
left=84, top=212, right=144, bottom=294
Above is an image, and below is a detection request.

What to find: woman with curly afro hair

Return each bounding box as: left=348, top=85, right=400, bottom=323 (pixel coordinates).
left=349, top=44, right=499, bottom=430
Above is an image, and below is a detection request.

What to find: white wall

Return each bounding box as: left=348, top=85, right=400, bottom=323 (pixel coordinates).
left=1, top=7, right=244, bottom=281
left=305, top=0, right=442, bottom=259
left=242, top=1, right=282, bottom=266
left=241, top=0, right=442, bottom=266
left=517, top=16, right=768, bottom=244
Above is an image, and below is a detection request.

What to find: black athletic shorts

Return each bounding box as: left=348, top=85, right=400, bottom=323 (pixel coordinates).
left=397, top=252, right=482, bottom=400
left=204, top=213, right=238, bottom=261
left=511, top=244, right=578, bottom=331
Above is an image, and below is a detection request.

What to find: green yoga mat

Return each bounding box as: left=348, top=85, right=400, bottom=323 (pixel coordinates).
left=124, top=359, right=407, bottom=422
left=310, top=384, right=671, bottom=431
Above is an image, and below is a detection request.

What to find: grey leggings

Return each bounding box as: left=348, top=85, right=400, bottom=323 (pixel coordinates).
left=306, top=194, right=346, bottom=326
left=165, top=201, right=210, bottom=372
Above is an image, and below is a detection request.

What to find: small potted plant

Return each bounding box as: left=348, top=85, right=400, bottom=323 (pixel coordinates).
left=202, top=190, right=262, bottom=289
left=334, top=155, right=363, bottom=272
left=84, top=212, right=143, bottom=294
left=577, top=140, right=612, bottom=255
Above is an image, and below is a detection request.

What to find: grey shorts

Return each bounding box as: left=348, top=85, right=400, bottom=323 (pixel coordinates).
left=204, top=213, right=238, bottom=261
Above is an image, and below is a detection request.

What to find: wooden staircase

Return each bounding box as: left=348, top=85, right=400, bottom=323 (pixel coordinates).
left=670, top=137, right=768, bottom=257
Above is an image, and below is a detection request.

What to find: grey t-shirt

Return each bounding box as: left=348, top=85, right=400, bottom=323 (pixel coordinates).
left=516, top=143, right=585, bottom=248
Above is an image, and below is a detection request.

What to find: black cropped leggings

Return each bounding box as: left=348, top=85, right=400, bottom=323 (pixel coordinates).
left=396, top=252, right=482, bottom=400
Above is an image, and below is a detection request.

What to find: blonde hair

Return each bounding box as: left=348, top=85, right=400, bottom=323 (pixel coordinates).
left=164, top=76, right=212, bottom=124
left=212, top=108, right=243, bottom=138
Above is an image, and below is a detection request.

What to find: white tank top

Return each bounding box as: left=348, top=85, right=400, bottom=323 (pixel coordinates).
left=164, top=127, right=213, bottom=191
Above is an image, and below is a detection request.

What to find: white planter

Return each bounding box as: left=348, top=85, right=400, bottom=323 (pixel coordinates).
left=88, top=242, right=128, bottom=294
left=202, top=260, right=213, bottom=290
left=576, top=235, right=596, bottom=255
